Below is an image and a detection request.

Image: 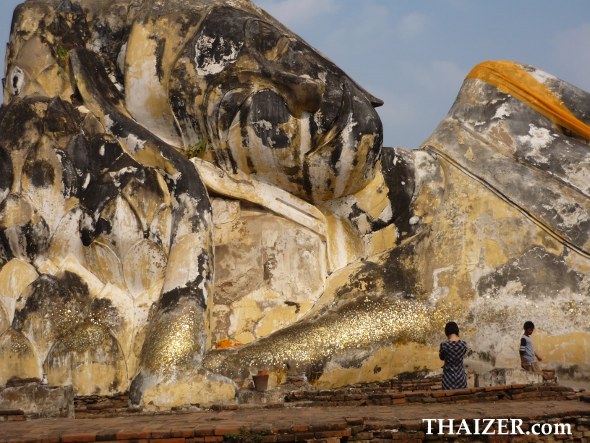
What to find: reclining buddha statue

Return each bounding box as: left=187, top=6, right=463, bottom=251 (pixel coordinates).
left=0, top=0, right=588, bottom=408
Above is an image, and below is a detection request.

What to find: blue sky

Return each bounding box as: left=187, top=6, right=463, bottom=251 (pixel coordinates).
left=2, top=0, right=590, bottom=148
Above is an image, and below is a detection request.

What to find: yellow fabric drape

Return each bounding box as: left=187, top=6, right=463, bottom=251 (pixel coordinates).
left=467, top=60, right=590, bottom=140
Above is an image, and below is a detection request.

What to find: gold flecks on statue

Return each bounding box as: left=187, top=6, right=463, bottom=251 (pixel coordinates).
left=7, top=330, right=34, bottom=355
left=205, top=298, right=448, bottom=373
left=142, top=307, right=203, bottom=373
left=60, top=322, right=111, bottom=352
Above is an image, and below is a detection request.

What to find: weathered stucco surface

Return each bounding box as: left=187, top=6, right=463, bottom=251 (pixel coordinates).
left=0, top=0, right=588, bottom=409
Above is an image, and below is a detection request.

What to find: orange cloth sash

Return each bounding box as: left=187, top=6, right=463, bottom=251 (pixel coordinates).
left=467, top=60, right=590, bottom=140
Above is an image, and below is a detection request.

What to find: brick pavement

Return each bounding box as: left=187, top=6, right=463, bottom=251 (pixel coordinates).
left=1, top=398, right=590, bottom=443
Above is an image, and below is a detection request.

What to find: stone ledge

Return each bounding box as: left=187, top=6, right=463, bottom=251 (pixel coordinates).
left=478, top=367, right=555, bottom=387
left=284, top=383, right=575, bottom=407
left=72, top=381, right=577, bottom=417
left=0, top=409, right=25, bottom=422
left=2, top=379, right=577, bottom=421
left=0, top=409, right=24, bottom=416
left=0, top=383, right=74, bottom=418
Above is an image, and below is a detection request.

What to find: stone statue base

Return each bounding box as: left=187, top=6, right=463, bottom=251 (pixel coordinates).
left=0, top=382, right=74, bottom=418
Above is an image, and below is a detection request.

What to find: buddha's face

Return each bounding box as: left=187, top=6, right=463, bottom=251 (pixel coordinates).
left=171, top=5, right=383, bottom=202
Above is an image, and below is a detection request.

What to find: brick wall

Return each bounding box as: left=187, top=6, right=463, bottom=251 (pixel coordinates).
left=285, top=384, right=575, bottom=407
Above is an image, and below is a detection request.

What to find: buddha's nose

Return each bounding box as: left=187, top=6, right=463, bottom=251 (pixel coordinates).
left=368, top=94, right=384, bottom=108
left=360, top=86, right=384, bottom=108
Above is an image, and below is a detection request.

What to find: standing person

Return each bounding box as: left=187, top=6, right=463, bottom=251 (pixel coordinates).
left=520, top=321, right=543, bottom=372
left=439, top=321, right=468, bottom=390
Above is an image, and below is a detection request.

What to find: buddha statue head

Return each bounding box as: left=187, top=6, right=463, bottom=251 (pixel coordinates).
left=168, top=4, right=384, bottom=202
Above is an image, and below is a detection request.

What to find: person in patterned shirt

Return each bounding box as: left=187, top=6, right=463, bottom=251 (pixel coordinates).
left=439, top=322, right=468, bottom=390
left=520, top=321, right=543, bottom=372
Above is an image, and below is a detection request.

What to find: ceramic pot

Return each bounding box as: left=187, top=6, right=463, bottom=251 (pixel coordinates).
left=252, top=374, right=269, bottom=392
